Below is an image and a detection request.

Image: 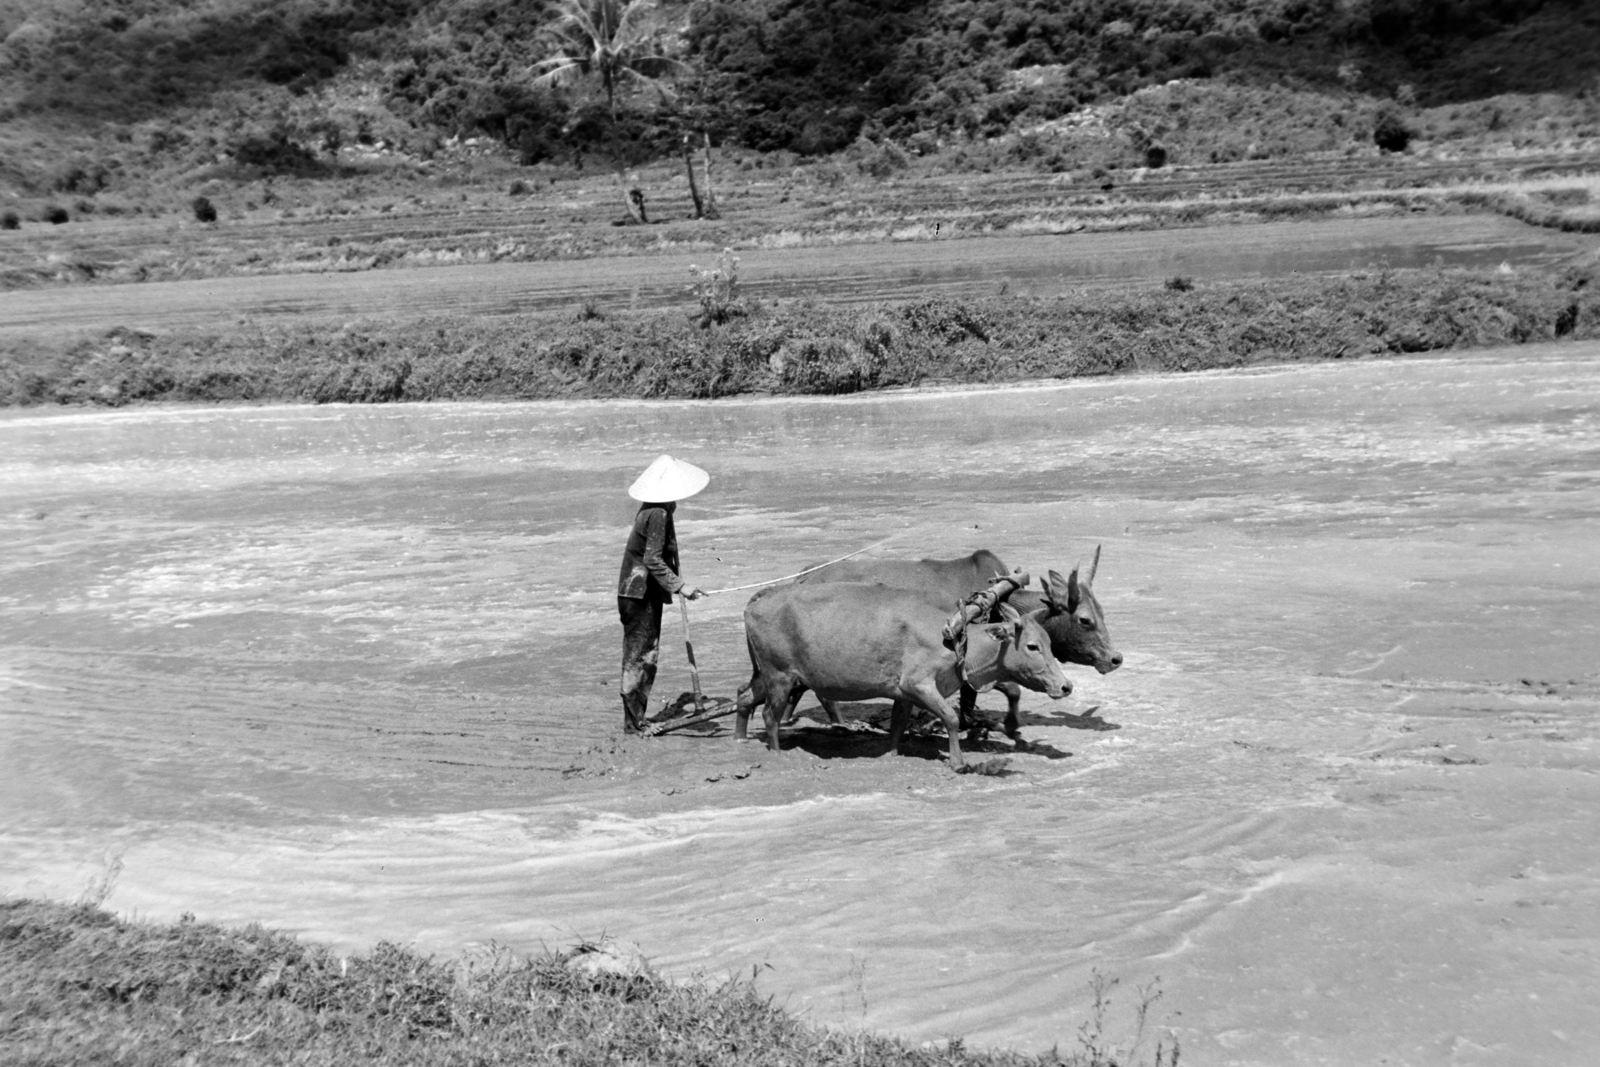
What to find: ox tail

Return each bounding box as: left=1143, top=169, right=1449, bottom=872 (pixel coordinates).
left=735, top=633, right=766, bottom=712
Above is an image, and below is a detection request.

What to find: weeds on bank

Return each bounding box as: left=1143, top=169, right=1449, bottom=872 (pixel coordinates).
left=7, top=260, right=1598, bottom=409
left=688, top=247, right=747, bottom=327
left=0, top=899, right=1175, bottom=1067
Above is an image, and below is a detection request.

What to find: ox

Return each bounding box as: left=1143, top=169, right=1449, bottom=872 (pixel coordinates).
left=795, top=547, right=1122, bottom=739
left=734, top=581, right=1071, bottom=769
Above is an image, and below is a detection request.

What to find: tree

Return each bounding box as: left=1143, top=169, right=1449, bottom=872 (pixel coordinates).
left=532, top=0, right=686, bottom=223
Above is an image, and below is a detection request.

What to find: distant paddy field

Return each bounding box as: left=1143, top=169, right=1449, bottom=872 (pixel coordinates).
left=2, top=214, right=1591, bottom=340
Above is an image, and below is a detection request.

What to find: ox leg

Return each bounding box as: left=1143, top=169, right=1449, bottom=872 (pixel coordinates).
left=959, top=683, right=990, bottom=747
left=886, top=699, right=912, bottom=755
left=781, top=697, right=843, bottom=726
left=764, top=678, right=803, bottom=753
left=908, top=683, right=965, bottom=770
left=999, top=682, right=1025, bottom=747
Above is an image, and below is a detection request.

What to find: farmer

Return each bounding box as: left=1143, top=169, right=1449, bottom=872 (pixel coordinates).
left=617, top=454, right=708, bottom=735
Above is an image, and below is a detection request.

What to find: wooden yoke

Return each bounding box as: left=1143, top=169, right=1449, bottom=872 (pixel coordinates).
left=942, top=568, right=1031, bottom=653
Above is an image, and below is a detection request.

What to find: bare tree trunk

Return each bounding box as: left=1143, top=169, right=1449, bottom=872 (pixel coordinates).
left=608, top=91, right=645, bottom=225
left=682, top=133, right=706, bottom=218
left=699, top=131, right=720, bottom=220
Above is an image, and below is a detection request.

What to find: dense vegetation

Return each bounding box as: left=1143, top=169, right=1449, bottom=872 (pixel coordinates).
left=1, top=898, right=1173, bottom=1065
left=5, top=262, right=1595, bottom=406
left=685, top=0, right=1600, bottom=154
left=1, top=0, right=1597, bottom=200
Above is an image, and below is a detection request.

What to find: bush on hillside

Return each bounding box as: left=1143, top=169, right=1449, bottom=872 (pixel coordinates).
left=1373, top=110, right=1413, bottom=151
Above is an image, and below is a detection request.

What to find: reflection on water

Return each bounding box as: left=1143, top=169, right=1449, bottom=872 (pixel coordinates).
left=3, top=345, right=1600, bottom=1065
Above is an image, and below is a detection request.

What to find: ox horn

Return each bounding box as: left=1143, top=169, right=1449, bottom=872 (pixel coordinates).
left=1087, top=544, right=1101, bottom=587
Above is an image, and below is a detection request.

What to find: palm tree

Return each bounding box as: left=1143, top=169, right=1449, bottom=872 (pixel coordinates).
left=532, top=0, right=686, bottom=223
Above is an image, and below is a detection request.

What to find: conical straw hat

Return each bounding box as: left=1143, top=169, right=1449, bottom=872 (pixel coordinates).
left=628, top=454, right=710, bottom=502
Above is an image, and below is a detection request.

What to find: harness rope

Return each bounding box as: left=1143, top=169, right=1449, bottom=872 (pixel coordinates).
left=941, top=570, right=1031, bottom=688
left=702, top=534, right=900, bottom=595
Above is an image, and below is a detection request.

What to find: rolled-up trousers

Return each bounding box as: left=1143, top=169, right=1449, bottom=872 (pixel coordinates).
left=618, top=595, right=663, bottom=732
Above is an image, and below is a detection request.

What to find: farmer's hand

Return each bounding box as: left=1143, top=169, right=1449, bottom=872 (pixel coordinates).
left=684, top=587, right=707, bottom=601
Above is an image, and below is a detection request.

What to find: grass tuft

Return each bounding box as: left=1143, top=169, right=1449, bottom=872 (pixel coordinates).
left=0, top=898, right=1173, bottom=1066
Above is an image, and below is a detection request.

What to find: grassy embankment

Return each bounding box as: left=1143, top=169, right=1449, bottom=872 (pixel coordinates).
left=0, top=898, right=1175, bottom=1066
left=3, top=260, right=1596, bottom=407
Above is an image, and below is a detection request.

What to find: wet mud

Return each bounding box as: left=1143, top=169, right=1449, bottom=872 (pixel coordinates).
left=3, top=344, right=1599, bottom=1065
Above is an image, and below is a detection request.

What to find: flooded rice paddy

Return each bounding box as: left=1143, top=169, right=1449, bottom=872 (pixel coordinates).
left=2, top=345, right=1599, bottom=1065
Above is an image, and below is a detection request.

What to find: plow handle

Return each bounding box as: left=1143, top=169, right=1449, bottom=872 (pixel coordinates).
left=677, top=596, right=707, bottom=717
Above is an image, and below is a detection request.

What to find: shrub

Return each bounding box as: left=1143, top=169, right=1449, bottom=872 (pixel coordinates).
left=191, top=196, right=218, bottom=223
left=508, top=179, right=531, bottom=197
left=1, top=211, right=18, bottom=230
left=231, top=131, right=326, bottom=175
left=1374, top=111, right=1412, bottom=152
left=899, top=298, right=990, bottom=343
left=54, top=164, right=108, bottom=195
left=687, top=249, right=746, bottom=327
left=45, top=205, right=69, bottom=224
left=854, top=138, right=911, bottom=179
left=773, top=336, right=884, bottom=394
left=1165, top=275, right=1195, bottom=292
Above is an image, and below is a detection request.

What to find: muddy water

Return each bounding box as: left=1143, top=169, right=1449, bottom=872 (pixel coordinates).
left=3, top=347, right=1599, bottom=1065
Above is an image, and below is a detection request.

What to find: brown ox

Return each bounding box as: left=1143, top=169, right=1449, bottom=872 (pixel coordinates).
left=795, top=547, right=1122, bottom=739
left=734, top=581, right=1071, bottom=769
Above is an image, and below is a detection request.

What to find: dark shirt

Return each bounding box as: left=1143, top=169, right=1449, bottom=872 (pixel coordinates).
left=617, top=504, right=682, bottom=602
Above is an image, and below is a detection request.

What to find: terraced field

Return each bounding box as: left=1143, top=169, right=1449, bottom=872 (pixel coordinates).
left=3, top=150, right=1596, bottom=293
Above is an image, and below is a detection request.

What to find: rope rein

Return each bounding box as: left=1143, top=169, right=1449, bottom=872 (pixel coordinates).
left=702, top=535, right=899, bottom=595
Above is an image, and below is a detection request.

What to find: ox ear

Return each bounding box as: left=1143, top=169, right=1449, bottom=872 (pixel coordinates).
left=1043, top=570, right=1071, bottom=614
left=1086, top=544, right=1101, bottom=587
left=1063, top=565, right=1084, bottom=613
left=986, top=603, right=1026, bottom=642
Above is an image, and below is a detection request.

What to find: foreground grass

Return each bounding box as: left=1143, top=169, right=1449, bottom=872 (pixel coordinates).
left=0, top=899, right=1174, bottom=1066
left=4, top=262, right=1597, bottom=408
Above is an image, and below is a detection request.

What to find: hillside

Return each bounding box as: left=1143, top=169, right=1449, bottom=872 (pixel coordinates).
left=1, top=0, right=1597, bottom=211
